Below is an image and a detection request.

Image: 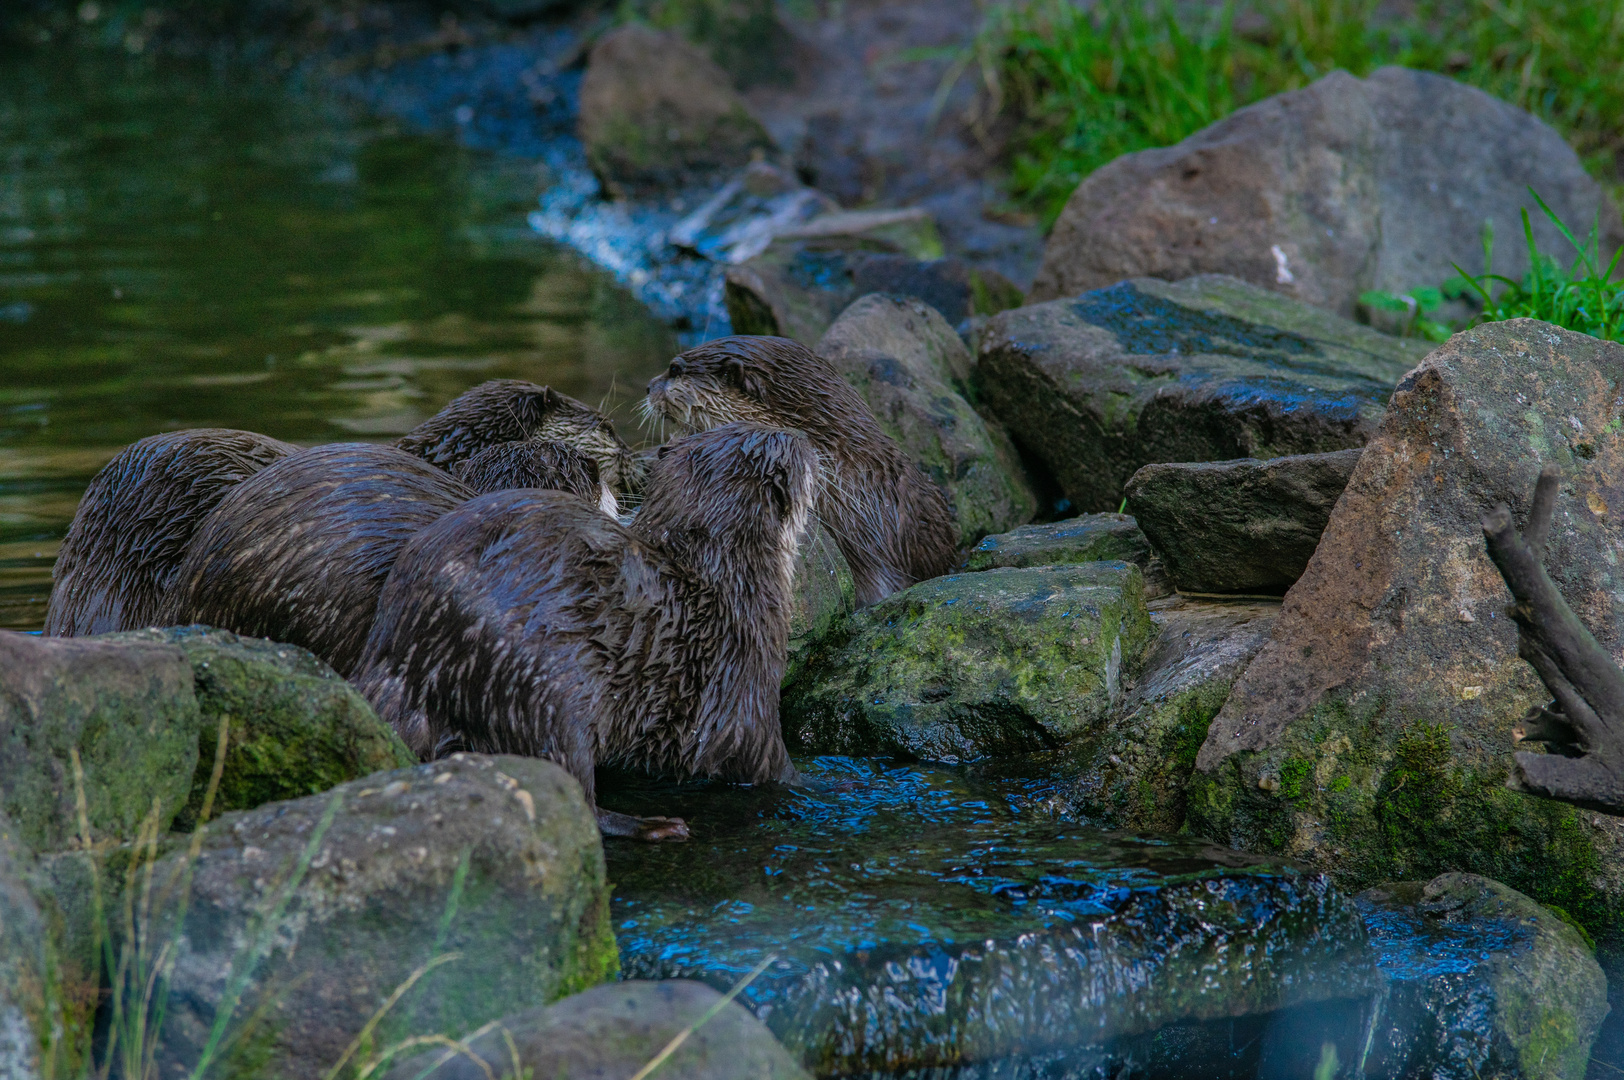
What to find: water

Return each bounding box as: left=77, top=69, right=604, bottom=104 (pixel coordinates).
left=0, top=45, right=677, bottom=631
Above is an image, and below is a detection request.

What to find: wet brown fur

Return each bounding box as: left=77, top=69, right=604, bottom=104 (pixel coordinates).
left=645, top=335, right=957, bottom=605
left=451, top=440, right=603, bottom=501
left=45, top=429, right=298, bottom=637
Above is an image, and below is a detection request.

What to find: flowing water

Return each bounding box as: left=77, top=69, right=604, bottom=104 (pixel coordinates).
left=0, top=44, right=676, bottom=631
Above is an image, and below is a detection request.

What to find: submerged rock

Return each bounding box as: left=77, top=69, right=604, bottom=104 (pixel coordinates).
left=1192, top=319, right=1624, bottom=941
left=1359, top=873, right=1608, bottom=1080
left=976, top=274, right=1426, bottom=512
left=782, top=563, right=1155, bottom=762
left=962, top=513, right=1173, bottom=596
left=1033, top=67, right=1623, bottom=321
left=579, top=24, right=772, bottom=197
left=605, top=758, right=1375, bottom=1076
left=1125, top=448, right=1363, bottom=595
left=818, top=294, right=1036, bottom=544
left=383, top=980, right=809, bottom=1080
left=0, top=630, right=199, bottom=852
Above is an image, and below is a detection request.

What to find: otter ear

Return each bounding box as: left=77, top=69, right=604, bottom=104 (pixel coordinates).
left=723, top=356, right=768, bottom=400
left=656, top=443, right=674, bottom=460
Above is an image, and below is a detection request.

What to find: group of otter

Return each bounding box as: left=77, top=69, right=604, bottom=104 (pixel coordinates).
left=46, top=337, right=959, bottom=840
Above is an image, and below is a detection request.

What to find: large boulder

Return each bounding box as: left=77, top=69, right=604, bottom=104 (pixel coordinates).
left=1359, top=873, right=1609, bottom=1080
left=383, top=980, right=809, bottom=1080
left=782, top=562, right=1156, bottom=762
left=109, top=626, right=416, bottom=827
left=0, top=631, right=199, bottom=852
left=1125, top=449, right=1363, bottom=595
left=817, top=294, right=1037, bottom=544
left=1032, top=67, right=1624, bottom=320
left=41, top=754, right=618, bottom=1080
left=0, top=813, right=67, bottom=1080
left=975, top=274, right=1428, bottom=512
left=578, top=24, right=772, bottom=197
left=1192, top=319, right=1624, bottom=942
left=962, top=513, right=1173, bottom=596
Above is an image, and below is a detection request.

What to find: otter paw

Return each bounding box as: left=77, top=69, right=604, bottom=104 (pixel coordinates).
left=596, top=809, right=691, bottom=842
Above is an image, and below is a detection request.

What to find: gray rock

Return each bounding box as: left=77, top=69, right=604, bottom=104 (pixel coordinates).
left=0, top=630, right=199, bottom=852
left=578, top=24, right=772, bottom=197
left=818, top=294, right=1037, bottom=545
left=785, top=524, right=856, bottom=686
left=1032, top=67, right=1624, bottom=322
left=382, top=980, right=809, bottom=1080
left=0, top=813, right=65, bottom=1080
left=975, top=274, right=1428, bottom=512
left=108, top=626, right=416, bottom=828
left=1125, top=448, right=1363, bottom=594
left=1191, top=319, right=1624, bottom=943
left=962, top=513, right=1173, bottom=596
left=782, top=562, right=1156, bottom=763
left=1359, top=873, right=1609, bottom=1080
left=45, top=754, right=618, bottom=1080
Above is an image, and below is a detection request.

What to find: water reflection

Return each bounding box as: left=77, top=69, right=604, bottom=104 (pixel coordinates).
left=0, top=46, right=676, bottom=631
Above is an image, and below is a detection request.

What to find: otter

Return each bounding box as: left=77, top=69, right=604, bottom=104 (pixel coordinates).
left=644, top=335, right=957, bottom=605
left=45, top=429, right=298, bottom=637
left=451, top=439, right=617, bottom=516
left=352, top=422, right=818, bottom=841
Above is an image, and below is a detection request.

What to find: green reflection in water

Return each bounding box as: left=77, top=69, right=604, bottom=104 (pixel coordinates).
left=0, top=46, right=676, bottom=631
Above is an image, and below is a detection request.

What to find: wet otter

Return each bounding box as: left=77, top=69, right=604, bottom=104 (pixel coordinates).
left=451, top=439, right=617, bottom=515
left=353, top=422, right=818, bottom=840
left=45, top=429, right=297, bottom=637
left=644, top=335, right=956, bottom=605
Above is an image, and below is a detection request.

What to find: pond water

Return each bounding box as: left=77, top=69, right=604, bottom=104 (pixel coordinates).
left=0, top=45, right=676, bottom=632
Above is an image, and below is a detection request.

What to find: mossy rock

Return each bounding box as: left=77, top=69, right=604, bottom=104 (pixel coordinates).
left=782, top=562, right=1156, bottom=762
left=109, top=626, right=416, bottom=828
left=963, top=513, right=1173, bottom=595
left=786, top=524, right=857, bottom=687
left=0, top=811, right=72, bottom=1080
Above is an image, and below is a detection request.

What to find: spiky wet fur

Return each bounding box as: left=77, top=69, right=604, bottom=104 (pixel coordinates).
left=352, top=423, right=817, bottom=811
left=644, top=335, right=957, bottom=605
left=45, top=429, right=298, bottom=637
left=451, top=439, right=617, bottom=515
left=396, top=379, right=639, bottom=492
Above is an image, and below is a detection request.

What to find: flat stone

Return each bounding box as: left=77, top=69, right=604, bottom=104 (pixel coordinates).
left=382, top=980, right=810, bottom=1080
left=1192, top=319, right=1624, bottom=943
left=975, top=274, right=1427, bottom=512
left=604, top=758, right=1375, bottom=1076
left=962, top=513, right=1172, bottom=596
left=1125, top=448, right=1363, bottom=594
left=1358, top=873, right=1609, bottom=1080
left=1032, top=67, right=1623, bottom=324
left=107, top=626, right=416, bottom=828
left=818, top=294, right=1036, bottom=545
left=0, top=630, right=199, bottom=852
left=782, top=563, right=1155, bottom=762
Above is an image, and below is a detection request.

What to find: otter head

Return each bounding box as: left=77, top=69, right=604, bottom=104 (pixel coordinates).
left=633, top=422, right=818, bottom=599
left=451, top=439, right=619, bottom=517
left=644, top=336, right=864, bottom=444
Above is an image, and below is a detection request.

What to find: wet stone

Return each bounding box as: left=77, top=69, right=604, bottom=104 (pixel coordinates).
left=975, top=275, right=1427, bottom=512
left=785, top=524, right=857, bottom=686
left=963, top=513, right=1172, bottom=596
left=603, top=758, right=1376, bottom=1077
left=0, top=812, right=64, bottom=1080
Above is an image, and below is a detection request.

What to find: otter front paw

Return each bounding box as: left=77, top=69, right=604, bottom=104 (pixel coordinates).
left=596, top=808, right=690, bottom=842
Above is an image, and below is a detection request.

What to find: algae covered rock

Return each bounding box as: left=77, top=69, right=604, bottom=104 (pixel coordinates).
left=110, top=625, right=416, bottom=826
left=0, top=812, right=66, bottom=1080
left=976, top=275, right=1426, bottom=512
left=119, top=754, right=616, bottom=1080
left=782, top=562, right=1155, bottom=762
left=1359, top=873, right=1609, bottom=1080
left=1192, top=320, right=1624, bottom=939
left=383, top=980, right=809, bottom=1080
left=1125, top=448, right=1363, bottom=594
left=962, top=513, right=1173, bottom=596
left=0, top=630, right=199, bottom=852
left=818, top=294, right=1036, bottom=545
left=579, top=24, right=771, bottom=196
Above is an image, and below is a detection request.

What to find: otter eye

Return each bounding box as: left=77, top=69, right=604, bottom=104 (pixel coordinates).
left=667, top=359, right=685, bottom=378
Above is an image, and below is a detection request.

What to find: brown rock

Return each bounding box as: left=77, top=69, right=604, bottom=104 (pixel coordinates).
left=579, top=24, right=771, bottom=197
left=1033, top=68, right=1623, bottom=320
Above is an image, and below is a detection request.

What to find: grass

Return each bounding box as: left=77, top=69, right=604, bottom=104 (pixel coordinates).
left=961, top=0, right=1624, bottom=226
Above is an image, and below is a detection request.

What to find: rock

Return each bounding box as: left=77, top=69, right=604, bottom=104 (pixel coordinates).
left=975, top=274, right=1428, bottom=512
left=1032, top=67, right=1623, bottom=321
left=382, top=980, right=809, bottom=1080
left=1191, top=319, right=1624, bottom=942
left=1125, top=448, right=1364, bottom=595
left=724, top=219, right=1022, bottom=346
left=785, top=523, right=856, bottom=686
left=54, top=754, right=617, bottom=1080
left=817, top=294, right=1037, bottom=544
left=605, top=758, right=1376, bottom=1076
left=578, top=24, right=771, bottom=197
left=108, top=626, right=417, bottom=828
left=962, top=513, right=1173, bottom=596
left=0, top=813, right=67, bottom=1080
left=0, top=630, right=199, bottom=852
left=1359, top=873, right=1608, bottom=1080
left=782, top=562, right=1156, bottom=763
